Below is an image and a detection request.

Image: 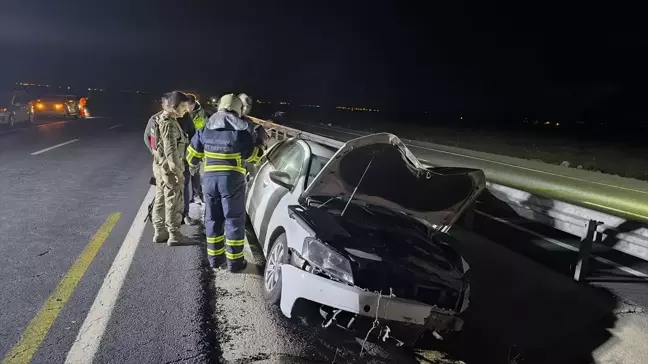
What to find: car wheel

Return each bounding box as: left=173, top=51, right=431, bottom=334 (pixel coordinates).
left=263, top=233, right=288, bottom=305
left=8, top=114, right=15, bottom=127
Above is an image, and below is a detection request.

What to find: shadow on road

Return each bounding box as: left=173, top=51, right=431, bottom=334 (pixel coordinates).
left=239, top=191, right=623, bottom=363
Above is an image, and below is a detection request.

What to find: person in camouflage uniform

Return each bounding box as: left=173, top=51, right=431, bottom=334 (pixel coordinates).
left=150, top=91, right=192, bottom=245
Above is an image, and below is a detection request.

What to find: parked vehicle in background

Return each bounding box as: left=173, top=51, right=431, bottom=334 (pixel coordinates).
left=32, top=94, right=81, bottom=120
left=245, top=132, right=485, bottom=346
left=0, top=91, right=34, bottom=126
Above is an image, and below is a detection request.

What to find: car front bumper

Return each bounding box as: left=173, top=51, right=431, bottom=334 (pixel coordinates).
left=34, top=110, right=68, bottom=117
left=280, top=264, right=464, bottom=332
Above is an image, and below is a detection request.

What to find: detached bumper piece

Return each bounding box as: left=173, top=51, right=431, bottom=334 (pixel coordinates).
left=280, top=264, right=463, bottom=335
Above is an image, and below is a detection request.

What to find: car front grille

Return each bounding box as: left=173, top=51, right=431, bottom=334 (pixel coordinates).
left=415, top=285, right=459, bottom=311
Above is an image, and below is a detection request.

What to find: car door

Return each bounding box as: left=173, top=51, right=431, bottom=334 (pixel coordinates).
left=249, top=141, right=308, bottom=249
left=246, top=140, right=289, bottom=220
left=11, top=92, right=29, bottom=122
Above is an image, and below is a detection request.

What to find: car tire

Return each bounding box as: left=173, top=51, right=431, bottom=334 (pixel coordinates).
left=8, top=114, right=15, bottom=127
left=263, top=233, right=288, bottom=305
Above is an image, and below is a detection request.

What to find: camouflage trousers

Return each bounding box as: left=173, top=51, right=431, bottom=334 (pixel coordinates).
left=152, top=162, right=185, bottom=234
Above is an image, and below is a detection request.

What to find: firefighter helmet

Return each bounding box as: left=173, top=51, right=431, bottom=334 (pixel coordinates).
left=217, top=93, right=244, bottom=116
left=238, top=93, right=253, bottom=116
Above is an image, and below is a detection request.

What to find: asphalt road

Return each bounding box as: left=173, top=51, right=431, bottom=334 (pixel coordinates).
left=0, top=117, right=210, bottom=364
left=1, top=116, right=648, bottom=364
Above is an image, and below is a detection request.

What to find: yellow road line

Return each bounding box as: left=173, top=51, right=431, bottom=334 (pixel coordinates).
left=2, top=213, right=121, bottom=364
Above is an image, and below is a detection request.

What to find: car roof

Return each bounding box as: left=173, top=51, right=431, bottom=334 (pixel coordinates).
left=304, top=140, right=336, bottom=158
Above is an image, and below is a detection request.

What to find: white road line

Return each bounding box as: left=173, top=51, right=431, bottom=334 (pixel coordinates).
left=31, top=139, right=80, bottom=155
left=475, top=209, right=648, bottom=278
left=107, top=124, right=122, bottom=130
left=64, top=186, right=156, bottom=364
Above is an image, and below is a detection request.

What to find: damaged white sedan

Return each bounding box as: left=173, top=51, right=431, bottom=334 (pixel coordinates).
left=245, top=132, right=485, bottom=346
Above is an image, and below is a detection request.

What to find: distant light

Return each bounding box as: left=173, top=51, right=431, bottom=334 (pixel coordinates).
left=556, top=123, right=560, bottom=126
left=67, top=86, right=71, bottom=90
left=460, top=116, right=463, bottom=120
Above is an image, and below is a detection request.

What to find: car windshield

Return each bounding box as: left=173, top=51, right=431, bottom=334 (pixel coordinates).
left=305, top=154, right=331, bottom=187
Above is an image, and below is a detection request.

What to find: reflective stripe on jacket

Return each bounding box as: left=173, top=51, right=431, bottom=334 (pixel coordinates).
left=186, top=111, right=255, bottom=175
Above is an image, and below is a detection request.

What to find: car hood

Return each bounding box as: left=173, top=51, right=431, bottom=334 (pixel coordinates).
left=300, top=133, right=486, bottom=231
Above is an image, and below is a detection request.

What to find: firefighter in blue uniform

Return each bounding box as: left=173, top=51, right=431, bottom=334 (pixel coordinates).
left=186, top=93, right=263, bottom=272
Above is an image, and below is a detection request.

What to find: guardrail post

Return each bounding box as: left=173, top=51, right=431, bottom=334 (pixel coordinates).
left=573, top=220, right=601, bottom=282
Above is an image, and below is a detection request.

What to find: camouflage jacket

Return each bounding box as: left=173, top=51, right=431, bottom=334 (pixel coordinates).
left=144, top=111, right=163, bottom=154
left=152, top=112, right=188, bottom=174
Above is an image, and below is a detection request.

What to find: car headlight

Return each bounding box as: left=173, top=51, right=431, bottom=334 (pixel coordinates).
left=302, top=237, right=354, bottom=285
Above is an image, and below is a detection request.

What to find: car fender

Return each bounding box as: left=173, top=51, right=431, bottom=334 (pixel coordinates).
left=263, top=177, right=313, bottom=257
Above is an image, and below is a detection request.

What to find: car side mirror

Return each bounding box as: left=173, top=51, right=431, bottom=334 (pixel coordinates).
left=269, top=170, right=294, bottom=190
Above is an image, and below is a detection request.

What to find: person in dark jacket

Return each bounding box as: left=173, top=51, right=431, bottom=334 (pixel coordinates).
left=186, top=93, right=263, bottom=272
left=175, top=95, right=198, bottom=225
left=185, top=94, right=206, bottom=205
left=238, top=93, right=266, bottom=179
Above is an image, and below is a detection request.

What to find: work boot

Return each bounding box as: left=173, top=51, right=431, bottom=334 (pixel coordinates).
left=211, top=260, right=227, bottom=273
left=228, top=260, right=248, bottom=273
left=167, top=232, right=188, bottom=246
left=152, top=231, right=168, bottom=244
left=184, top=216, right=198, bottom=226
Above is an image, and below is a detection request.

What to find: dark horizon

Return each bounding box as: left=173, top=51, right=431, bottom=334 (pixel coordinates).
left=1, top=2, right=646, bottom=127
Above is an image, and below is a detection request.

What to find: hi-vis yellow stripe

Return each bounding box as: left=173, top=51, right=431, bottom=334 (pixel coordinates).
left=204, top=165, right=246, bottom=174
left=226, top=239, right=245, bottom=247
left=204, top=151, right=241, bottom=159
left=208, top=248, right=225, bottom=256
left=226, top=251, right=245, bottom=260
left=187, top=146, right=204, bottom=158
left=2, top=213, right=121, bottom=364
left=207, top=235, right=225, bottom=243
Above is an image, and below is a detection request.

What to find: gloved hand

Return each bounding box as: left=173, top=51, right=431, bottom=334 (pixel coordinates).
left=253, top=125, right=269, bottom=146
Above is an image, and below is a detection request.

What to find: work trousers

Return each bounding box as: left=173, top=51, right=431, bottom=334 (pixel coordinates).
left=183, top=163, right=191, bottom=218
left=191, top=169, right=202, bottom=201
left=152, top=163, right=185, bottom=235
left=203, top=172, right=246, bottom=270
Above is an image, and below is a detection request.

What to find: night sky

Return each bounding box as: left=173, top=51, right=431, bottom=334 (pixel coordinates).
left=1, top=1, right=645, bottom=125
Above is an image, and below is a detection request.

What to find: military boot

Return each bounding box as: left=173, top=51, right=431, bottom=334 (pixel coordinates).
left=167, top=231, right=188, bottom=246
left=184, top=216, right=198, bottom=226
left=152, top=230, right=169, bottom=243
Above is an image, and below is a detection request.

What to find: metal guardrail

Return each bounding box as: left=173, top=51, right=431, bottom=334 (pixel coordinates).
left=285, top=122, right=648, bottom=225
left=250, top=117, right=648, bottom=281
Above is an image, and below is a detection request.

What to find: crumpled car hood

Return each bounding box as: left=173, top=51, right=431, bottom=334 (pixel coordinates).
left=300, top=133, right=486, bottom=231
